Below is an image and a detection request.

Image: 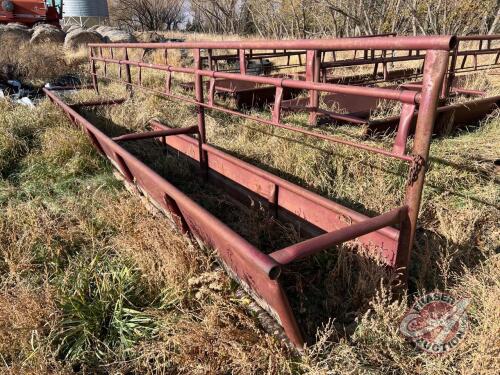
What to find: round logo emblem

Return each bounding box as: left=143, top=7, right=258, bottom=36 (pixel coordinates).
left=399, top=292, right=470, bottom=354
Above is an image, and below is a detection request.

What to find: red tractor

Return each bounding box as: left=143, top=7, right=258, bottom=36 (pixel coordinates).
left=0, top=1, right=62, bottom=27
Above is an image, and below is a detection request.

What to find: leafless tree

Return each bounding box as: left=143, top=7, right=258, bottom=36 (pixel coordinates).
left=189, top=0, right=251, bottom=34
left=243, top=0, right=500, bottom=38
left=110, top=0, right=500, bottom=37
left=109, top=0, right=185, bottom=31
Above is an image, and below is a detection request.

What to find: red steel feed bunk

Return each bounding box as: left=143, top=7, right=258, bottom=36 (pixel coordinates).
left=167, top=35, right=500, bottom=133
left=44, top=35, right=456, bottom=348
left=197, top=34, right=500, bottom=84
left=273, top=35, right=500, bottom=134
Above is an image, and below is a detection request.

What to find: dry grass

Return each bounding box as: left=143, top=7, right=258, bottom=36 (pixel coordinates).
left=0, top=35, right=499, bottom=374
left=0, top=40, right=84, bottom=85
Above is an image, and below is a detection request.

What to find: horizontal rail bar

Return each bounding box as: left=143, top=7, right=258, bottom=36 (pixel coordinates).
left=401, top=83, right=486, bottom=97
left=270, top=206, right=407, bottom=265
left=457, top=34, right=500, bottom=41
left=94, top=73, right=414, bottom=163
left=320, top=53, right=427, bottom=69
left=457, top=49, right=500, bottom=55
left=112, top=125, right=199, bottom=142
left=44, top=85, right=94, bottom=91
left=321, top=48, right=500, bottom=71
left=88, top=35, right=457, bottom=51
left=91, top=56, right=419, bottom=103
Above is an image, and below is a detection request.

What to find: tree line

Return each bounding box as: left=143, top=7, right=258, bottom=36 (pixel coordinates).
left=109, top=0, right=500, bottom=37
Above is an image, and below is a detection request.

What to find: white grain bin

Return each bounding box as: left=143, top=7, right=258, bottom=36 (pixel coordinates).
left=63, top=0, right=109, bottom=27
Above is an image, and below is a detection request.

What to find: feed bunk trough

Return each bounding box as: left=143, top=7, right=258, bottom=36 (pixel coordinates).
left=278, top=35, right=500, bottom=135
left=189, top=35, right=500, bottom=134
left=179, top=33, right=400, bottom=108
left=44, top=36, right=455, bottom=348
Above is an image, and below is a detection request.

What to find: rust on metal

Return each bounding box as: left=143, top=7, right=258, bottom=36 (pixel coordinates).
left=44, top=35, right=455, bottom=349
left=157, top=34, right=500, bottom=132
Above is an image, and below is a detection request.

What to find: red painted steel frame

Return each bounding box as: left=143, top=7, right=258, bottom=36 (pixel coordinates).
left=48, top=36, right=452, bottom=349
left=277, top=35, right=500, bottom=134
left=154, top=34, right=499, bottom=130
left=196, top=34, right=500, bottom=88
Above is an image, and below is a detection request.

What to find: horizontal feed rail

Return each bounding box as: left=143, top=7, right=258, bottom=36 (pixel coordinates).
left=89, top=39, right=449, bottom=159
left=192, top=34, right=500, bottom=89
left=248, top=34, right=500, bottom=130
left=200, top=33, right=399, bottom=73
left=82, top=36, right=454, bottom=348
left=455, top=35, right=500, bottom=72
left=319, top=35, right=500, bottom=87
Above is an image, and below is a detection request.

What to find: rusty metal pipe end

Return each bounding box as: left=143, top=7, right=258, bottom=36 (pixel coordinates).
left=268, top=265, right=281, bottom=280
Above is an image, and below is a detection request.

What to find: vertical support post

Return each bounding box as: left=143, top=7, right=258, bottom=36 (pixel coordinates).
left=373, top=62, right=379, bottom=79
left=382, top=50, right=388, bottom=81
left=115, top=48, right=123, bottom=80
left=461, top=54, right=468, bottom=69
left=269, top=185, right=279, bottom=218
left=89, top=47, right=99, bottom=94
left=439, top=54, right=450, bottom=99
left=272, top=85, right=284, bottom=124
left=139, top=50, right=147, bottom=87
left=208, top=77, right=216, bottom=107
left=395, top=50, right=450, bottom=283
left=392, top=103, right=416, bottom=155
left=444, top=45, right=458, bottom=98
left=165, top=69, right=172, bottom=94
left=306, top=49, right=320, bottom=126
left=193, top=49, right=208, bottom=177
left=100, top=47, right=106, bottom=78
left=239, top=49, right=246, bottom=75
left=163, top=44, right=171, bottom=94
left=124, top=48, right=132, bottom=95
left=207, top=49, right=214, bottom=70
